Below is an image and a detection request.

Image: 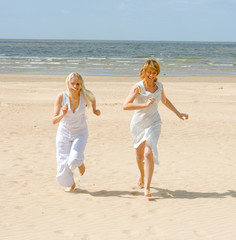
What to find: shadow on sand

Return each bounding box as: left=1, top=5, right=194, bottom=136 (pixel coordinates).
left=69, top=187, right=236, bottom=200
left=70, top=188, right=143, bottom=198
left=147, top=187, right=236, bottom=202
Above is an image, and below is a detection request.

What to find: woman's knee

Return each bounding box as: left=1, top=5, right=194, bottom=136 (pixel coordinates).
left=136, top=151, right=144, bottom=162
left=136, top=142, right=145, bottom=161
left=68, top=157, right=83, bottom=171
left=144, top=146, right=153, bottom=161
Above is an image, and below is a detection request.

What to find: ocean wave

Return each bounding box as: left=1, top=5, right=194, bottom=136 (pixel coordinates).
left=208, top=63, right=234, bottom=67
left=0, top=39, right=235, bottom=76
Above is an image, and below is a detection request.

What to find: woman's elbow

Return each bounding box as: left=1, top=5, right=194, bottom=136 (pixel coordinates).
left=52, top=118, right=57, bottom=125
left=123, top=103, right=128, bottom=110
left=161, top=97, right=168, bottom=105
left=161, top=99, right=165, bottom=105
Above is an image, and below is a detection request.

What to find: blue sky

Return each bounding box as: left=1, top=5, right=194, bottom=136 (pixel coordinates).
left=1, top=0, right=236, bottom=42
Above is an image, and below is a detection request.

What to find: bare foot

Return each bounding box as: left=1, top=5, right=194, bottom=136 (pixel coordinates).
left=144, top=188, right=152, bottom=197
left=137, top=176, right=144, bottom=189
left=65, top=182, right=76, bottom=192
left=78, top=163, right=85, bottom=176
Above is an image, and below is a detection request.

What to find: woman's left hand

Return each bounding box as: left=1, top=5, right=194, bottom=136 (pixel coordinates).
left=93, top=109, right=101, bottom=116
left=177, top=112, right=189, bottom=120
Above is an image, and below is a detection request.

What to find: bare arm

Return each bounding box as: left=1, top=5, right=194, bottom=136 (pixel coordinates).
left=161, top=85, right=189, bottom=120
left=52, top=93, right=68, bottom=124
left=123, top=85, right=155, bottom=110
left=91, top=97, right=101, bottom=116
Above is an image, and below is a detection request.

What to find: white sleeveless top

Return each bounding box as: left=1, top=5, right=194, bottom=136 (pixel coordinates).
left=131, top=80, right=162, bottom=127
left=59, top=91, right=87, bottom=130
left=130, top=80, right=163, bottom=164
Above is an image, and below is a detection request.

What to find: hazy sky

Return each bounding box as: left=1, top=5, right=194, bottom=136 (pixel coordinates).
left=1, top=0, right=235, bottom=42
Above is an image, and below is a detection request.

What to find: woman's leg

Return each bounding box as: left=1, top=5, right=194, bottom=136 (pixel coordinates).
left=78, top=163, right=85, bottom=176
left=144, top=145, right=154, bottom=196
left=68, top=130, right=88, bottom=176
left=135, top=141, right=146, bottom=188
left=56, top=134, right=75, bottom=189
left=64, top=181, right=76, bottom=192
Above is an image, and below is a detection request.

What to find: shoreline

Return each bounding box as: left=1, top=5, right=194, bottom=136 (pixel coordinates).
left=0, top=73, right=236, bottom=83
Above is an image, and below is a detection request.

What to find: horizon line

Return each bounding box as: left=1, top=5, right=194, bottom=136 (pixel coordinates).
left=0, top=38, right=235, bottom=43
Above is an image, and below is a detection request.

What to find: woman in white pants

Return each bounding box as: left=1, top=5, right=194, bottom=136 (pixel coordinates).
left=52, top=72, right=100, bottom=191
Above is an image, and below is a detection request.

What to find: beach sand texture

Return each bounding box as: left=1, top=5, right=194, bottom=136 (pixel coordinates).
left=0, top=74, right=236, bottom=240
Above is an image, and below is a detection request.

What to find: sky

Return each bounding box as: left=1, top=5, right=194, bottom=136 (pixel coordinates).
left=0, top=0, right=236, bottom=42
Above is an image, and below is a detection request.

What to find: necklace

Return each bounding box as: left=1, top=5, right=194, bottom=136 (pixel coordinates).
left=143, top=80, right=158, bottom=93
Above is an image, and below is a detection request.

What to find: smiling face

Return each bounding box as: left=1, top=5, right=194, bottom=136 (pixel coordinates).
left=68, top=76, right=82, bottom=94
left=144, top=67, right=158, bottom=84
left=139, top=59, right=160, bottom=82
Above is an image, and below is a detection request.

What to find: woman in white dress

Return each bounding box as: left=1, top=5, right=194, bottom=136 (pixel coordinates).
left=52, top=72, right=100, bottom=192
left=123, top=59, right=188, bottom=197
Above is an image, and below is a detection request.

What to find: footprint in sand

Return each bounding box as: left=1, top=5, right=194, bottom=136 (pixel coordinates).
left=131, top=214, right=138, bottom=219
left=9, top=132, right=19, bottom=135
left=14, top=206, right=24, bottom=210
left=54, top=230, right=74, bottom=239
left=22, top=182, right=28, bottom=187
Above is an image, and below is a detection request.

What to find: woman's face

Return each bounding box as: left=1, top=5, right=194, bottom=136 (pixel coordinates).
left=144, top=67, right=158, bottom=83
left=69, top=77, right=82, bottom=93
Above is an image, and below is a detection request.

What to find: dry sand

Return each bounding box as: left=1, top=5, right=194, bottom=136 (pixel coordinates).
left=0, top=74, right=236, bottom=240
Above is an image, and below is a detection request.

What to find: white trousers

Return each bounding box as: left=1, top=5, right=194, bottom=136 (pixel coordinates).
left=56, top=125, right=88, bottom=187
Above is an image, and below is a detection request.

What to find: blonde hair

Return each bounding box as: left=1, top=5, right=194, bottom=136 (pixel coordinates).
left=66, top=72, right=94, bottom=107
left=139, top=58, right=160, bottom=82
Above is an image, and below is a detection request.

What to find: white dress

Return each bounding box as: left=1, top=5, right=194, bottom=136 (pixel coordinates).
left=130, top=80, right=162, bottom=164
left=56, top=91, right=88, bottom=187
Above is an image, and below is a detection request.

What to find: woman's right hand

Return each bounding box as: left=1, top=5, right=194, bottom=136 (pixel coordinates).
left=145, top=98, right=156, bottom=107
left=62, top=104, right=68, bottom=115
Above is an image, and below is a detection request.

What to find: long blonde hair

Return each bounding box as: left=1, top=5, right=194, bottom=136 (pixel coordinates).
left=66, top=72, right=94, bottom=107
left=139, top=58, right=160, bottom=82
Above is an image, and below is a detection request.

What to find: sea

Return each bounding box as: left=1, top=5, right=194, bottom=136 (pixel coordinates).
left=0, top=39, right=235, bottom=76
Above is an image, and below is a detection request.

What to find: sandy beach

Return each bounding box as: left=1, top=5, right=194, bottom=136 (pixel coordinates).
left=0, top=74, right=236, bottom=240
